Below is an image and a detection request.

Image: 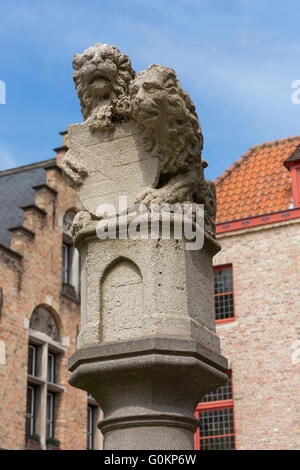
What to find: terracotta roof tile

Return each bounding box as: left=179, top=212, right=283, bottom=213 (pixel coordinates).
left=215, top=135, right=300, bottom=223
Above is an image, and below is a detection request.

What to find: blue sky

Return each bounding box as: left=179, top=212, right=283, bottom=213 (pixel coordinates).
left=1, top=0, right=300, bottom=180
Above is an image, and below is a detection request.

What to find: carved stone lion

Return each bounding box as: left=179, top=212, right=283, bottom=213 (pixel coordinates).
left=63, top=47, right=217, bottom=238
left=122, top=64, right=207, bottom=206
left=73, top=42, right=135, bottom=131
left=196, top=180, right=217, bottom=238
left=63, top=43, right=135, bottom=187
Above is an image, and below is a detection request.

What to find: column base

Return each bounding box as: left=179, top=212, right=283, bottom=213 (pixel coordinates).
left=69, top=336, right=228, bottom=450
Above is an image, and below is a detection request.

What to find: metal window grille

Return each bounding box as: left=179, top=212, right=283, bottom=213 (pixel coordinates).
left=214, top=267, right=234, bottom=320
left=195, top=372, right=235, bottom=450
left=200, top=375, right=232, bottom=402
left=199, top=434, right=235, bottom=450
left=197, top=407, right=235, bottom=450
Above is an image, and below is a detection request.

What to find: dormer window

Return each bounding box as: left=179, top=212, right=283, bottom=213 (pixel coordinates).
left=284, top=146, right=300, bottom=208
left=297, top=168, right=300, bottom=203
left=290, top=164, right=300, bottom=208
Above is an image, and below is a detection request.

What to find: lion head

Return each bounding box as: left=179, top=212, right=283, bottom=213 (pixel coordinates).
left=128, top=64, right=204, bottom=175
left=72, top=43, right=135, bottom=130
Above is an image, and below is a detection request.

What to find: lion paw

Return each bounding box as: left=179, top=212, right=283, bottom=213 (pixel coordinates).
left=72, top=211, right=92, bottom=237
left=62, top=151, right=88, bottom=188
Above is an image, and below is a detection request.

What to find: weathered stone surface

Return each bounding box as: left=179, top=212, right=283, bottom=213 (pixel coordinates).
left=69, top=337, right=228, bottom=450
left=126, top=64, right=206, bottom=207
left=65, top=120, right=159, bottom=216
left=62, top=45, right=217, bottom=237
left=66, top=42, right=227, bottom=450
left=72, top=42, right=135, bottom=131
left=76, top=229, right=222, bottom=351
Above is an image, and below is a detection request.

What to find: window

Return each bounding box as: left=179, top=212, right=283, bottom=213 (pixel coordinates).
left=288, top=162, right=300, bottom=208
left=87, top=406, right=95, bottom=450
left=297, top=169, right=300, bottom=206
left=292, top=165, right=300, bottom=207
left=87, top=394, right=102, bottom=450
left=47, top=353, right=56, bottom=383
left=28, top=344, right=38, bottom=377
left=62, top=243, right=72, bottom=285
left=25, top=386, right=36, bottom=437
left=26, top=306, right=64, bottom=449
left=195, top=373, right=235, bottom=450
left=213, top=265, right=234, bottom=322
left=46, top=393, right=55, bottom=440
left=200, top=374, right=233, bottom=402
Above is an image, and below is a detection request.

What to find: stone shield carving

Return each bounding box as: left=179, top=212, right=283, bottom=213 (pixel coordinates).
left=66, top=120, right=159, bottom=217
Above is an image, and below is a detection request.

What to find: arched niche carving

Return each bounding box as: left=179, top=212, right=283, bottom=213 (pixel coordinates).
left=29, top=305, right=60, bottom=342
left=100, top=257, right=144, bottom=342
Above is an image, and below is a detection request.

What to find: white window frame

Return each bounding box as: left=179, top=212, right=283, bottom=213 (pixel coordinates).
left=27, top=329, right=65, bottom=450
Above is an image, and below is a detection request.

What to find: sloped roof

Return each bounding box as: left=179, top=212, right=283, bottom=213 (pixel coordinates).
left=215, top=136, right=300, bottom=223
left=284, top=143, right=300, bottom=165
left=0, top=159, right=55, bottom=247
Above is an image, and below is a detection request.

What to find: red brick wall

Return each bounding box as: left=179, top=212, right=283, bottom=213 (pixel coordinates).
left=214, top=220, right=300, bottom=450
left=0, top=159, right=88, bottom=450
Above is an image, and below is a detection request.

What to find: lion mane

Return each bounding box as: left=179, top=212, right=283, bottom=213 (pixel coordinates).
left=128, top=64, right=204, bottom=176
left=72, top=43, right=135, bottom=130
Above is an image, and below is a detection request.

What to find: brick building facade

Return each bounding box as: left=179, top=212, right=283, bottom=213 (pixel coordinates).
left=0, top=133, right=299, bottom=450
left=0, top=134, right=102, bottom=450
left=195, top=136, right=300, bottom=450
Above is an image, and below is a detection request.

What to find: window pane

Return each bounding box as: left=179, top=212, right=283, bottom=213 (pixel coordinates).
left=47, top=353, right=56, bottom=383
left=25, top=386, right=35, bottom=437
left=200, top=375, right=232, bottom=402
left=214, top=267, right=234, bottom=321
left=78, top=253, right=81, bottom=296
left=62, top=244, right=70, bottom=284
left=87, top=406, right=94, bottom=450
left=215, top=293, right=234, bottom=320
left=46, top=393, right=55, bottom=439
left=26, top=387, right=33, bottom=415
left=200, top=435, right=235, bottom=450
left=28, top=344, right=37, bottom=376
left=199, top=408, right=234, bottom=438
left=25, top=417, right=32, bottom=438
left=214, top=268, right=233, bottom=294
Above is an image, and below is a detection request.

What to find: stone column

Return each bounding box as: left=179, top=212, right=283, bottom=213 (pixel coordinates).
left=64, top=43, right=228, bottom=450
